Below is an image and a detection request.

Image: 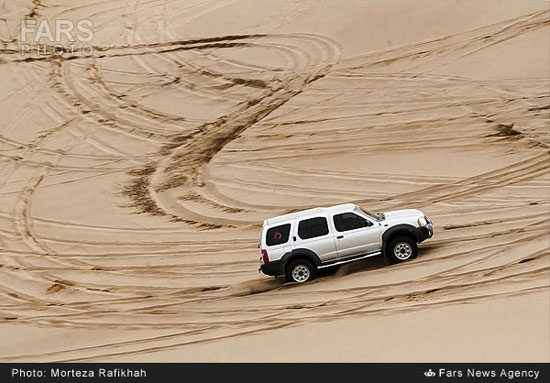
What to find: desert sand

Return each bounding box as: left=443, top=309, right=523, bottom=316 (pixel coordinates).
left=0, top=0, right=548, bottom=362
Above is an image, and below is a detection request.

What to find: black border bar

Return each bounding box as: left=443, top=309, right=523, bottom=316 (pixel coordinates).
left=1, top=363, right=549, bottom=383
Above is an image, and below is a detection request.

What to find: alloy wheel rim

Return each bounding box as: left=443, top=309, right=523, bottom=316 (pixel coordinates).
left=394, top=242, right=412, bottom=260
left=292, top=265, right=310, bottom=282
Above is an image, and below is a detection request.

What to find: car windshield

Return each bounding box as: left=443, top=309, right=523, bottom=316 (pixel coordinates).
left=355, top=206, right=379, bottom=221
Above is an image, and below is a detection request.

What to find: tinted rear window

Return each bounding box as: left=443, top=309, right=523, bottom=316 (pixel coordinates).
left=266, top=224, right=291, bottom=246
left=333, top=212, right=369, bottom=232
left=298, top=217, right=329, bottom=239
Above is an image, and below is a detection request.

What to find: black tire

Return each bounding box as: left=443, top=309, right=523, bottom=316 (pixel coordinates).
left=285, top=259, right=317, bottom=283
left=386, top=236, right=418, bottom=264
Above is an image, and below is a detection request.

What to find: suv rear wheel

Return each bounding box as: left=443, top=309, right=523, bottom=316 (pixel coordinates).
left=387, top=236, right=418, bottom=263
left=286, top=259, right=316, bottom=283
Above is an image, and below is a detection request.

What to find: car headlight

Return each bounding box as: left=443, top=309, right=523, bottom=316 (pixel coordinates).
left=417, top=217, right=428, bottom=227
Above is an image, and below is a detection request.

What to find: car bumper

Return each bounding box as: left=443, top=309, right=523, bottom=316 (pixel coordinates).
left=418, top=224, right=433, bottom=242
left=259, top=259, right=283, bottom=276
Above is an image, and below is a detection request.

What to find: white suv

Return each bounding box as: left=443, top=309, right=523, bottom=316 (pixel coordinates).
left=259, top=203, right=433, bottom=283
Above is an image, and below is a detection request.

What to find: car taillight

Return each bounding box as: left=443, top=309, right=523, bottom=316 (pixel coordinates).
left=261, top=249, right=269, bottom=263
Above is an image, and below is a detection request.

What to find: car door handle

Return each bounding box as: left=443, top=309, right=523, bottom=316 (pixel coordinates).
left=336, top=235, right=344, bottom=239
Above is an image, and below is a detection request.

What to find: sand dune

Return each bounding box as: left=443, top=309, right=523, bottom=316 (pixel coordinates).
left=0, top=0, right=548, bottom=362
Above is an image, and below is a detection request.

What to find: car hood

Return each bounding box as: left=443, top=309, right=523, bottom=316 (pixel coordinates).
left=381, top=209, right=424, bottom=220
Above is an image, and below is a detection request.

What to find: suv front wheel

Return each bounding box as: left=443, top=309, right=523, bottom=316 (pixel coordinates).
left=387, top=236, right=418, bottom=263
left=286, top=259, right=316, bottom=283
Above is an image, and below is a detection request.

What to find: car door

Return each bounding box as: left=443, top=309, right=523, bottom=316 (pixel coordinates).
left=332, top=212, right=382, bottom=258
left=293, top=215, right=338, bottom=263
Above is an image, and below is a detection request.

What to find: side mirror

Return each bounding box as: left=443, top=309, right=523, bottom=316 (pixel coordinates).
left=365, top=219, right=373, bottom=227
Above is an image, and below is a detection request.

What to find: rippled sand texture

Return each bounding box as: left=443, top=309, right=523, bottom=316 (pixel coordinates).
left=0, top=0, right=548, bottom=362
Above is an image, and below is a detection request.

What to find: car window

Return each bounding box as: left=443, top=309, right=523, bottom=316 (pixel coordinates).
left=333, top=212, right=370, bottom=232
left=266, top=224, right=291, bottom=246
left=298, top=217, right=329, bottom=239
left=355, top=206, right=379, bottom=221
